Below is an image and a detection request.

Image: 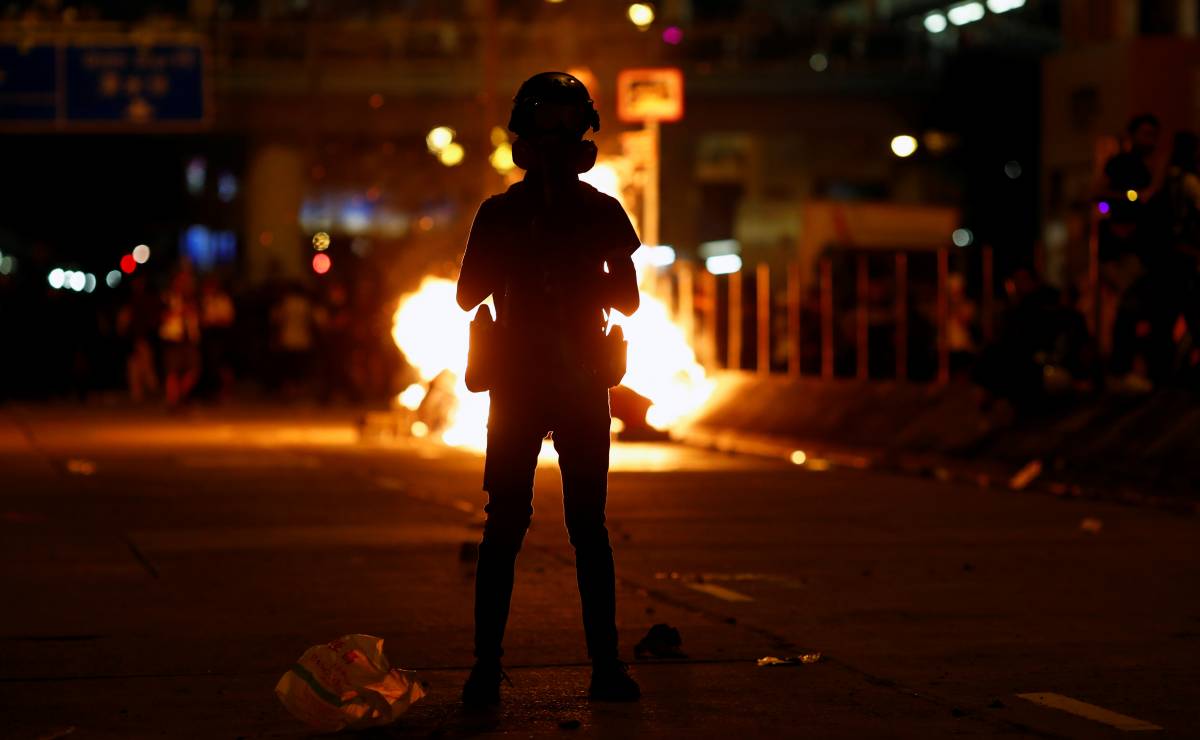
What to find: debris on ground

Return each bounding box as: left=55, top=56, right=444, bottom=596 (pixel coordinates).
left=276, top=634, right=426, bottom=732
left=1079, top=517, right=1103, bottom=534
left=1009, top=459, right=1042, bottom=490
left=634, top=623, right=686, bottom=659
left=65, top=459, right=96, bottom=475
left=756, top=653, right=822, bottom=667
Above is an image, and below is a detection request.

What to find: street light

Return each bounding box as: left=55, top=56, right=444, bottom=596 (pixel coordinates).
left=426, top=126, right=455, bottom=154
left=891, top=134, right=918, bottom=158
left=924, top=12, right=948, bottom=33
left=986, top=0, right=1025, bottom=12
left=947, top=1, right=985, bottom=26
left=705, top=254, right=742, bottom=275
left=627, top=3, right=654, bottom=29
left=439, top=142, right=465, bottom=167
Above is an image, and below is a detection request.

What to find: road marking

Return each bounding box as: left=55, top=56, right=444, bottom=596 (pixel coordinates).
left=1016, top=693, right=1162, bottom=731
left=684, top=583, right=754, bottom=602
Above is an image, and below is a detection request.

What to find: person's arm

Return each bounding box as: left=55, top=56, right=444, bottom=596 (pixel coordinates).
left=607, top=254, right=640, bottom=316
left=456, top=200, right=498, bottom=311
left=602, top=197, right=642, bottom=316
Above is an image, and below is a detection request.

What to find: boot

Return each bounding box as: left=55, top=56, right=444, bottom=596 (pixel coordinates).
left=588, top=660, right=640, bottom=702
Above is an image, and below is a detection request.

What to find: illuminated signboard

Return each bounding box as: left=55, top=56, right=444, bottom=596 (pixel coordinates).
left=616, top=67, right=684, bottom=124
left=0, top=38, right=207, bottom=128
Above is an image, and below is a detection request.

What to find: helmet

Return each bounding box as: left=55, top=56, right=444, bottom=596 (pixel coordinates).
left=507, top=71, right=600, bottom=138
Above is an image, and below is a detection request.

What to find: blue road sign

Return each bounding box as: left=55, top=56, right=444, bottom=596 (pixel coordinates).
left=0, top=40, right=206, bottom=127
left=0, top=45, right=57, bottom=121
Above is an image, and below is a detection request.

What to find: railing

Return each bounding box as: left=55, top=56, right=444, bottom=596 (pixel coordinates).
left=653, top=246, right=996, bottom=384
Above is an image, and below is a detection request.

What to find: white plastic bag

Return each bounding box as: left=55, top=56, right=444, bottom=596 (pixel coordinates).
left=275, top=634, right=426, bottom=732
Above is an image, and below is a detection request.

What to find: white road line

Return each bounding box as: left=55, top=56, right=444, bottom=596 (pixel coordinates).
left=1016, top=693, right=1162, bottom=732
left=684, top=583, right=755, bottom=602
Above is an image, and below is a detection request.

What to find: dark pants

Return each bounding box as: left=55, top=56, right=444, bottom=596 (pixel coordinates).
left=474, top=382, right=617, bottom=665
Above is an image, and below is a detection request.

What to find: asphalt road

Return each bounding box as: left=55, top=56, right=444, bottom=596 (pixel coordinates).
left=1, top=406, right=1197, bottom=739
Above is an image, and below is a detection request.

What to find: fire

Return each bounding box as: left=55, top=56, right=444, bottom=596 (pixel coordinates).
left=390, top=257, right=712, bottom=449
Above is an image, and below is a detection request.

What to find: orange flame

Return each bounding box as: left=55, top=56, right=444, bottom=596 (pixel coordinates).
left=390, top=259, right=711, bottom=449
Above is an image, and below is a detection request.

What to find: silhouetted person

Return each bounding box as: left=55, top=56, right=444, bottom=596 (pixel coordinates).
left=455, top=72, right=642, bottom=706
left=1138, top=130, right=1200, bottom=382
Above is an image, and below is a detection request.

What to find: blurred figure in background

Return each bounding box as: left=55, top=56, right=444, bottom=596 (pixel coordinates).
left=946, top=272, right=978, bottom=377
left=316, top=281, right=358, bottom=404
left=1101, top=115, right=1161, bottom=386
left=117, top=275, right=162, bottom=403
left=271, top=282, right=316, bottom=397
left=159, top=267, right=202, bottom=407
left=200, top=274, right=237, bottom=401
left=1145, top=130, right=1200, bottom=383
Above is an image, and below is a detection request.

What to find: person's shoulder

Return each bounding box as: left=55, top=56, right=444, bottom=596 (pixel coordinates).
left=577, top=181, right=625, bottom=214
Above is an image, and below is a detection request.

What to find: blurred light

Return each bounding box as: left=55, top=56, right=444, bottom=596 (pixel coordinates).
left=340, top=201, right=372, bottom=234
left=398, top=383, right=426, bottom=411
left=410, top=420, right=429, bottom=438
left=645, top=245, right=676, bottom=267
left=259, top=231, right=274, bottom=246
left=947, top=1, right=985, bottom=26
left=105, top=269, right=122, bottom=288
left=217, top=172, right=237, bottom=202
left=662, top=25, right=683, bottom=45
left=627, top=3, right=654, bottom=28
left=83, top=273, right=96, bottom=293
left=366, top=185, right=381, bottom=201
left=923, top=130, right=953, bottom=154
left=890, top=134, right=918, bottom=158
left=952, top=228, right=974, bottom=247
left=312, top=253, right=332, bottom=274
left=809, top=52, right=828, bottom=72
left=418, top=216, right=435, bottom=231
left=426, top=126, right=455, bottom=153
left=48, top=268, right=65, bottom=289
left=610, top=417, right=626, bottom=434
left=132, top=244, right=151, bottom=264
left=490, top=142, right=515, bottom=173
left=312, top=231, right=331, bottom=251
left=579, top=162, right=620, bottom=198
left=120, top=254, right=137, bottom=274
left=1098, top=201, right=1110, bottom=215
left=0, top=255, right=14, bottom=275
left=986, top=0, right=1025, bottom=12
left=545, top=0, right=564, bottom=4
left=924, top=12, right=948, bottom=33
left=185, top=156, right=206, bottom=195
left=645, top=405, right=673, bottom=429
left=1004, top=160, right=1022, bottom=179
left=368, top=93, right=384, bottom=109
left=705, top=254, right=742, bottom=275
left=698, top=239, right=740, bottom=258
left=68, top=271, right=86, bottom=292
left=790, top=449, right=807, bottom=465
left=438, top=142, right=465, bottom=166
left=806, top=457, right=831, bottom=472
left=490, top=126, right=509, bottom=147
left=1126, top=189, right=1138, bottom=202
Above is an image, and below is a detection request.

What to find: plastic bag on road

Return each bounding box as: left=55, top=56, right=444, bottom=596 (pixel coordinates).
left=275, top=634, right=426, bottom=732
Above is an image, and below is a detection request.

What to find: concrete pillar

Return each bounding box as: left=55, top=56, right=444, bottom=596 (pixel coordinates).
left=1181, top=0, right=1198, bottom=36
left=244, top=142, right=305, bottom=282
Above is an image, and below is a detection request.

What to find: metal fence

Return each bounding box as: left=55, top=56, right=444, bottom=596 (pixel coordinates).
left=652, top=246, right=997, bottom=384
